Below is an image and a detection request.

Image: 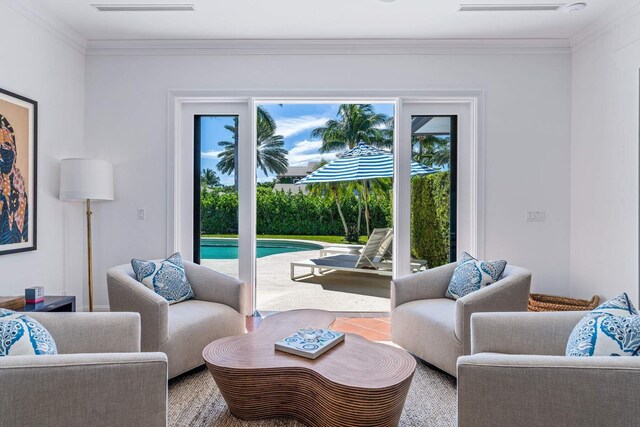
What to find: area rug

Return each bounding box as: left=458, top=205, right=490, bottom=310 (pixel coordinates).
left=168, top=359, right=456, bottom=427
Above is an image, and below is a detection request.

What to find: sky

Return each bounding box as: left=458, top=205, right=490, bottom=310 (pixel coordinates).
left=199, top=103, right=395, bottom=186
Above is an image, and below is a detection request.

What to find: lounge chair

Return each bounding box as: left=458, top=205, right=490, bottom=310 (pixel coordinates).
left=291, top=228, right=426, bottom=280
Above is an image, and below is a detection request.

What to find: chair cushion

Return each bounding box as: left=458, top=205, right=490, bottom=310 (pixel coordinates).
left=566, top=293, right=640, bottom=357
left=131, top=252, right=195, bottom=304
left=0, top=308, right=57, bottom=356
left=391, top=298, right=461, bottom=376
left=161, top=299, right=245, bottom=378
left=445, top=252, right=507, bottom=300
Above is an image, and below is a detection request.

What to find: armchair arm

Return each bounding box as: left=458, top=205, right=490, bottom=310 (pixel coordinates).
left=107, top=265, right=169, bottom=351
left=184, top=261, right=249, bottom=315
left=457, top=353, right=640, bottom=427
left=455, top=265, right=531, bottom=354
left=471, top=311, right=586, bottom=355
left=28, top=312, right=141, bottom=354
left=0, top=352, right=167, bottom=427
left=391, top=262, right=457, bottom=309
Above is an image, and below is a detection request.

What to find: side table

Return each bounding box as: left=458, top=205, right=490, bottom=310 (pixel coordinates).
left=18, top=296, right=76, bottom=312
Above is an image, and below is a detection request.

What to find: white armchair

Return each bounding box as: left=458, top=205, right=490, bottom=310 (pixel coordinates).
left=391, top=262, right=531, bottom=376
left=0, top=312, right=167, bottom=427
left=457, top=311, right=640, bottom=426
left=107, top=260, right=248, bottom=378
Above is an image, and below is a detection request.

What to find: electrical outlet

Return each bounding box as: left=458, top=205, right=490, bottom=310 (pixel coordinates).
left=526, top=210, right=546, bottom=222
left=137, top=209, right=146, bottom=220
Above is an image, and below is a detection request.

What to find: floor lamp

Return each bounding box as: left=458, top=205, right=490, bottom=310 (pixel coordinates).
left=60, top=158, right=114, bottom=312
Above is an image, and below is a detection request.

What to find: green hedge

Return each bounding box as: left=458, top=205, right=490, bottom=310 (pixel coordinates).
left=411, top=171, right=450, bottom=268
left=201, top=173, right=451, bottom=268
left=201, top=186, right=391, bottom=236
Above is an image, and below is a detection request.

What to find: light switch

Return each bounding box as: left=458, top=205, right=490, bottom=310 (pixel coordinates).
left=526, top=211, right=546, bottom=222
left=137, top=209, right=146, bottom=220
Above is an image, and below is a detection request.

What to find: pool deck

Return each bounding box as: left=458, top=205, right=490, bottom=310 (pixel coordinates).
left=201, top=244, right=392, bottom=312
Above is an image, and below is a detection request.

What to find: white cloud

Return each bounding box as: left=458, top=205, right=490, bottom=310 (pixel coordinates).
left=287, top=139, right=337, bottom=166
left=201, top=150, right=222, bottom=159
left=276, top=115, right=330, bottom=138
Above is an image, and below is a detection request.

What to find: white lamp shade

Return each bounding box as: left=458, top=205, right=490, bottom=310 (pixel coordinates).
left=60, top=158, right=114, bottom=201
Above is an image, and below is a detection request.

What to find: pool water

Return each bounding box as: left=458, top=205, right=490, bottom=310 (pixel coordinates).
left=201, top=238, right=323, bottom=260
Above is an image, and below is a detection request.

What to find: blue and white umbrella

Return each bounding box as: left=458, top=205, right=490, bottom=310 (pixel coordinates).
left=297, top=142, right=438, bottom=185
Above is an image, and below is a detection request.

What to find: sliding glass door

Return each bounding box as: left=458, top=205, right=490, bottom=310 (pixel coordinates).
left=184, top=96, right=475, bottom=314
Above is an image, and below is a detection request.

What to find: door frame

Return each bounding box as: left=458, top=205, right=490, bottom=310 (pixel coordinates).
left=168, top=90, right=484, bottom=313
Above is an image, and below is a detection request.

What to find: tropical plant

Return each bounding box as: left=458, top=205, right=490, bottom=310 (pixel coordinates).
left=200, top=168, right=221, bottom=188
left=413, top=135, right=451, bottom=168
left=217, top=106, right=289, bottom=176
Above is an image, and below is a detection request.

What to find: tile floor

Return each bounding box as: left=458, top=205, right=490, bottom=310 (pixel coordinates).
left=246, top=314, right=391, bottom=341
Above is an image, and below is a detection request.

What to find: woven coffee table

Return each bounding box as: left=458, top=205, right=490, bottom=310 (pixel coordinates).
left=203, top=309, right=416, bottom=427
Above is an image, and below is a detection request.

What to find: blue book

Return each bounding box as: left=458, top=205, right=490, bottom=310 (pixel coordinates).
left=275, top=329, right=345, bottom=359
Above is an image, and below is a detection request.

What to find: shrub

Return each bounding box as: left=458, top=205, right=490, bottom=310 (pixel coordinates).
left=410, top=172, right=450, bottom=268
left=200, top=186, right=390, bottom=237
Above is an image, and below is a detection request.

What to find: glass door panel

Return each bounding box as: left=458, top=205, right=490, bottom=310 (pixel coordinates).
left=194, top=115, right=239, bottom=279
left=254, top=102, right=395, bottom=313
left=409, top=115, right=457, bottom=268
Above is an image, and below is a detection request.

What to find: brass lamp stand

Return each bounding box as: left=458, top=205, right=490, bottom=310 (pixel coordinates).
left=86, top=199, right=94, bottom=312
left=59, top=158, right=114, bottom=312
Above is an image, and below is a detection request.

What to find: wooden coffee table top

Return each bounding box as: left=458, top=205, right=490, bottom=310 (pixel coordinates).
left=203, top=309, right=416, bottom=390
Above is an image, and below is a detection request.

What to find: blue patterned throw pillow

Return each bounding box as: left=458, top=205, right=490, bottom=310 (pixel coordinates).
left=131, top=252, right=195, bottom=304
left=445, top=252, right=507, bottom=300
left=0, top=308, right=58, bottom=356
left=566, top=293, right=640, bottom=357
left=591, top=292, right=637, bottom=316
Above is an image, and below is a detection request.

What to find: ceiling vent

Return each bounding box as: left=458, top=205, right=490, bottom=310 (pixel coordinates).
left=92, top=4, right=195, bottom=12
left=459, top=3, right=564, bottom=12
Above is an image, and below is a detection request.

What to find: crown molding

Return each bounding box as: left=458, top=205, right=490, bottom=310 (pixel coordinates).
left=570, top=0, right=640, bottom=51
left=2, top=0, right=87, bottom=54
left=85, top=38, right=571, bottom=56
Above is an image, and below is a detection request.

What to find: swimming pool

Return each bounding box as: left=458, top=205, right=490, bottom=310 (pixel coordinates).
left=200, top=238, right=324, bottom=260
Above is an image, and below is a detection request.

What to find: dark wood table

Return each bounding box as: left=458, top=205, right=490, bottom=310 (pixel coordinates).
left=203, top=309, right=416, bottom=427
left=19, top=296, right=76, bottom=312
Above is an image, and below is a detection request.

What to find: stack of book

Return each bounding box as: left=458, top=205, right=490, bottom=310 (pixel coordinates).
left=25, top=286, right=44, bottom=304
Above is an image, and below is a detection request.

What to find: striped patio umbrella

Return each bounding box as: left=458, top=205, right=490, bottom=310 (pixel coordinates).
left=296, top=142, right=438, bottom=185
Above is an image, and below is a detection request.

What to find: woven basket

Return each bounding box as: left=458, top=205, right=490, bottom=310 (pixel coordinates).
left=528, top=293, right=600, bottom=312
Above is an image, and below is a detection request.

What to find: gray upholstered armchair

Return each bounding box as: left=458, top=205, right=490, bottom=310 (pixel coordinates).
left=457, top=312, right=640, bottom=426
left=0, top=312, right=167, bottom=427
left=391, top=262, right=531, bottom=376
left=107, top=260, right=248, bottom=378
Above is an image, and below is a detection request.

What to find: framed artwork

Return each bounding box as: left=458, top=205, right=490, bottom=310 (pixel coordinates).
left=0, top=88, right=37, bottom=255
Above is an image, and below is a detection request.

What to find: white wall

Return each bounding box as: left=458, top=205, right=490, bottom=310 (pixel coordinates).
left=570, top=10, right=640, bottom=303
left=84, top=51, right=572, bottom=308
left=0, top=2, right=85, bottom=303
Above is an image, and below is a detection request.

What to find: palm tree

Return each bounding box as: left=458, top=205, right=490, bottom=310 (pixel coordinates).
left=306, top=161, right=351, bottom=240
left=413, top=135, right=451, bottom=168
left=200, top=168, right=220, bottom=188
left=311, top=104, right=390, bottom=153
left=217, top=106, right=288, bottom=176
left=311, top=104, right=392, bottom=236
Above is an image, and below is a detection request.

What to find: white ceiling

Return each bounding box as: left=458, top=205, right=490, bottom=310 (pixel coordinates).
left=32, top=0, right=620, bottom=41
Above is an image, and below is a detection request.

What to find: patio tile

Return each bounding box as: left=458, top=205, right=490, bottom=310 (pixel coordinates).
left=344, top=318, right=386, bottom=329
left=358, top=330, right=391, bottom=342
